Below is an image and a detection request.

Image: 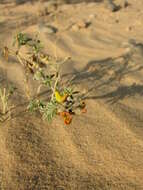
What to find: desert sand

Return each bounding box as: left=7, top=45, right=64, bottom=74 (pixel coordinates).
left=0, top=0, right=143, bottom=189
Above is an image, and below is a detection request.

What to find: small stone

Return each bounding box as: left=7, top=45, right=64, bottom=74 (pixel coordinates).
left=38, top=23, right=58, bottom=34
left=126, top=26, right=132, bottom=31
left=123, top=0, right=130, bottom=8
left=89, top=14, right=96, bottom=20
left=72, top=20, right=91, bottom=31
left=71, top=24, right=79, bottom=31
left=115, top=19, right=119, bottom=23
left=44, top=1, right=57, bottom=13
left=105, top=0, right=121, bottom=12
left=46, top=25, right=58, bottom=34
left=38, top=1, right=58, bottom=16
left=78, top=20, right=87, bottom=28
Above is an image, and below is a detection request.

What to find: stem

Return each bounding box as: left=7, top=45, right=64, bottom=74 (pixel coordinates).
left=3, top=88, right=6, bottom=114
left=51, top=72, right=60, bottom=101
left=51, top=57, right=70, bottom=101
left=0, top=88, right=8, bottom=115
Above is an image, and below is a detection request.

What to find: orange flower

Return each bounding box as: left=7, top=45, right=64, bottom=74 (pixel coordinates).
left=64, top=116, right=72, bottom=125
left=79, top=101, right=87, bottom=113
left=81, top=108, right=87, bottom=113
left=59, top=111, right=72, bottom=125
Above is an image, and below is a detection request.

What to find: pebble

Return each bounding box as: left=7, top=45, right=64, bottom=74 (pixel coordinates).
left=43, top=1, right=57, bottom=13
left=105, top=0, right=121, bottom=12
left=72, top=20, right=91, bottom=31
left=126, top=26, right=132, bottom=31
left=71, top=24, right=79, bottom=31
left=38, top=23, right=58, bottom=34
left=123, top=0, right=130, bottom=8
left=89, top=14, right=96, bottom=20
left=115, top=19, right=119, bottom=23
left=38, top=1, right=58, bottom=16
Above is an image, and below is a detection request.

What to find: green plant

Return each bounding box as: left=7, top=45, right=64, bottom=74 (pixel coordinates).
left=2, top=32, right=87, bottom=124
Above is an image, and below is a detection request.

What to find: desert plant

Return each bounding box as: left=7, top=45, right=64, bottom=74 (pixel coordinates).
left=0, top=86, right=15, bottom=122
left=2, top=32, right=87, bottom=124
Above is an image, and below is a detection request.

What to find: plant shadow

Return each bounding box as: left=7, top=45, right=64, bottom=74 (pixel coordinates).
left=66, top=45, right=143, bottom=104
left=94, top=83, right=143, bottom=104
left=14, top=0, right=102, bottom=5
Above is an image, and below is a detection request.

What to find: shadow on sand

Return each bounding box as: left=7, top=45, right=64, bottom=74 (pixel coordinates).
left=66, top=44, right=143, bottom=104
left=0, top=0, right=103, bottom=5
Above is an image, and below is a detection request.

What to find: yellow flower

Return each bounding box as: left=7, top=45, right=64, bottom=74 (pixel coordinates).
left=55, top=90, right=67, bottom=103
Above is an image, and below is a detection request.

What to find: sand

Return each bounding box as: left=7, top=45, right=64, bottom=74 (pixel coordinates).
left=0, top=0, right=143, bottom=189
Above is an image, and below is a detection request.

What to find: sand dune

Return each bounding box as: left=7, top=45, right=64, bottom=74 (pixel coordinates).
left=0, top=0, right=143, bottom=189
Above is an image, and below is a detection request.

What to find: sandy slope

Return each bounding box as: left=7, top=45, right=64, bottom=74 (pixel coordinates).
left=0, top=0, right=143, bottom=189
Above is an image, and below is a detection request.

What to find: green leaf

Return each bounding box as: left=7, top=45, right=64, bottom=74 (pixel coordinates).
left=42, top=100, right=57, bottom=122
left=13, top=33, right=32, bottom=48
left=34, top=69, right=45, bottom=81
left=43, top=75, right=54, bottom=87
left=8, top=85, right=16, bottom=95
left=63, top=87, right=73, bottom=96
